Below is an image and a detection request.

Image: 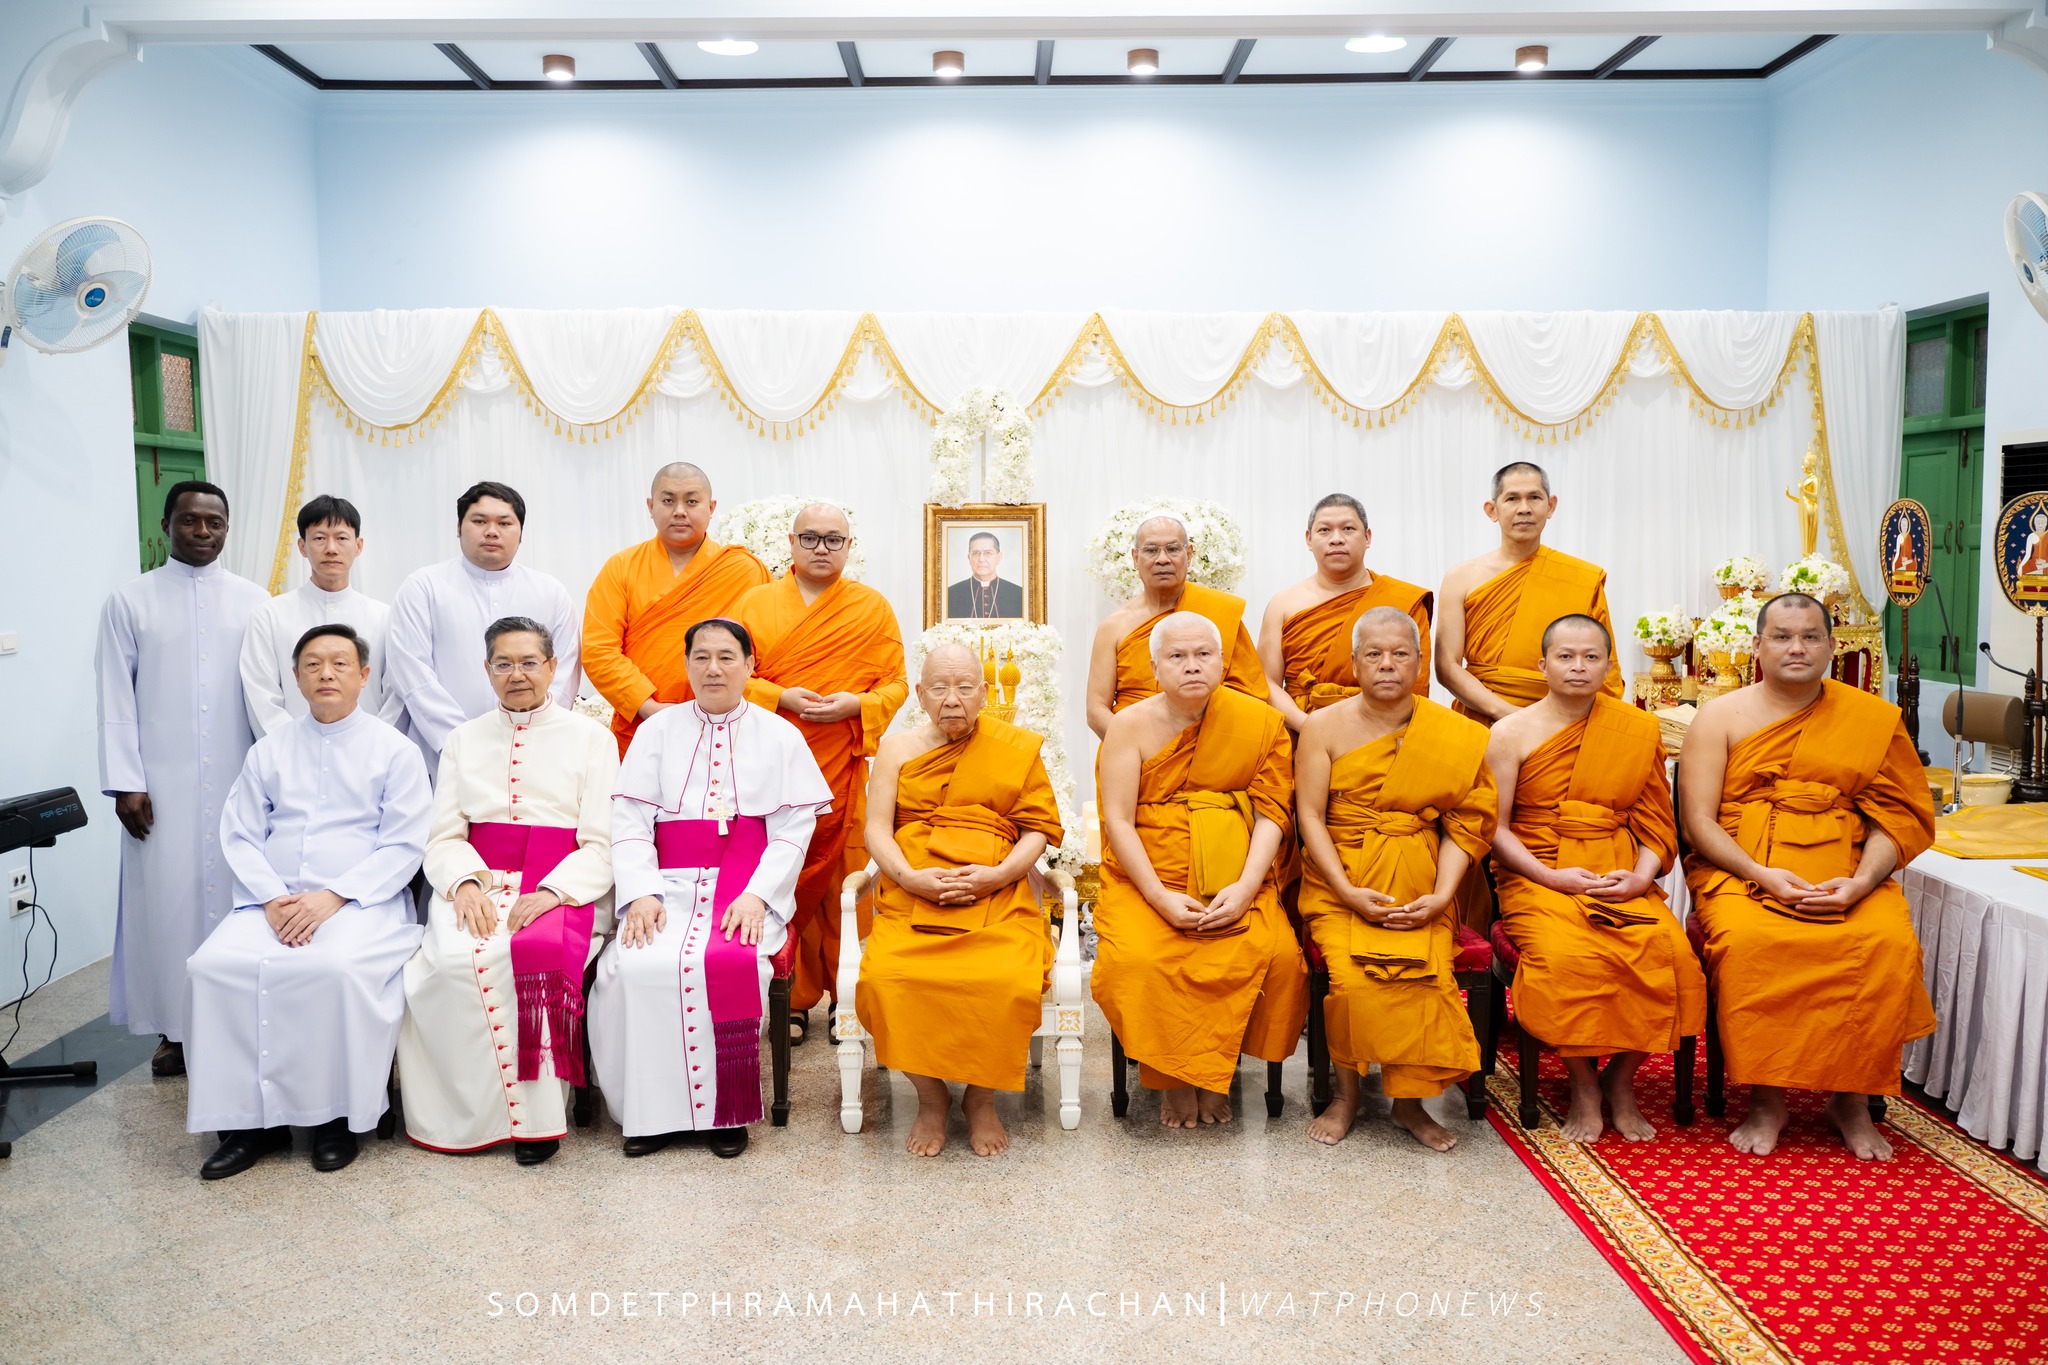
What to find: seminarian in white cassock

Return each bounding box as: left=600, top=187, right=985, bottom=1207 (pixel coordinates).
left=184, top=622, right=432, bottom=1180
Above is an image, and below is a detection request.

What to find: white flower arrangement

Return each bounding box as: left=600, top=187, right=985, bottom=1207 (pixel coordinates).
left=1632, top=609, right=1696, bottom=649
left=1086, top=499, right=1248, bottom=600
left=709, top=495, right=865, bottom=581
left=1778, top=554, right=1850, bottom=603
left=1712, top=554, right=1771, bottom=592
left=929, top=388, right=1035, bottom=507
left=896, top=621, right=1087, bottom=872
left=1694, top=594, right=1765, bottom=657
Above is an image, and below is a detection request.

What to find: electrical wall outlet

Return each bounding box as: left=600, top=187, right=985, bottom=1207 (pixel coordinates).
left=7, top=868, right=29, bottom=917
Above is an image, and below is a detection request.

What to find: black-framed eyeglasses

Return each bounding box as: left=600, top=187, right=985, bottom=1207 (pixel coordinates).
left=797, top=532, right=850, bottom=551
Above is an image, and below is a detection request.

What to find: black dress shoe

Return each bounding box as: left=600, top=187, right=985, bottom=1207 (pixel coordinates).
left=515, top=1138, right=559, bottom=1166
left=200, top=1127, right=290, bottom=1180
left=309, top=1118, right=359, bottom=1172
left=707, top=1127, right=748, bottom=1159
left=152, top=1038, right=185, bottom=1077
left=622, top=1131, right=677, bottom=1157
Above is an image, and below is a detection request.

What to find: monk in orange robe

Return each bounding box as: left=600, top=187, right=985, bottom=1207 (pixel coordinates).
left=1295, top=606, right=1495, bottom=1151
left=1488, top=614, right=1707, bottom=1143
left=1437, top=462, right=1621, bottom=722
left=733, top=503, right=908, bottom=1025
left=1094, top=611, right=1308, bottom=1128
left=1681, top=593, right=1937, bottom=1161
left=582, top=463, right=769, bottom=755
left=857, top=645, right=1065, bottom=1158
left=1261, top=493, right=1433, bottom=730
left=1086, top=512, right=1271, bottom=739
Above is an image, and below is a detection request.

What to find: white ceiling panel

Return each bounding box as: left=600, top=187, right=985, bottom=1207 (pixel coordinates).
left=854, top=39, right=1040, bottom=78
left=1430, top=35, right=1637, bottom=73
left=1237, top=37, right=1424, bottom=76
left=1616, top=34, right=1810, bottom=71
left=459, top=41, right=657, bottom=83
left=1050, top=38, right=1240, bottom=78
left=659, top=40, right=847, bottom=81
left=273, top=43, right=469, bottom=82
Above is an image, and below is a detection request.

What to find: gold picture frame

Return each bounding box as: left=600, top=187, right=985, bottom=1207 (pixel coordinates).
left=924, top=503, right=1047, bottom=627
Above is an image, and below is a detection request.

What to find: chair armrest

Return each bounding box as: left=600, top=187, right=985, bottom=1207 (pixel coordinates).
left=834, top=861, right=878, bottom=1024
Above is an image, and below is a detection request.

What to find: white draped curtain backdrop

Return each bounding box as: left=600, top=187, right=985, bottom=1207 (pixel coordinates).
left=201, top=306, right=1903, bottom=772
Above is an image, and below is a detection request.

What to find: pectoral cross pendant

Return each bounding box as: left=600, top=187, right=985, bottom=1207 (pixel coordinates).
left=709, top=796, right=734, bottom=837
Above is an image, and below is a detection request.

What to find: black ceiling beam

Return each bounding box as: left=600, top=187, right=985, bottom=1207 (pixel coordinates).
left=1758, top=34, right=1835, bottom=75
left=1221, top=39, right=1256, bottom=84
left=1035, top=40, right=1054, bottom=85
left=1405, top=38, right=1454, bottom=81
left=636, top=41, right=678, bottom=89
left=1593, top=35, right=1659, bottom=78
left=253, top=45, right=330, bottom=89
left=838, top=41, right=864, bottom=86
left=435, top=42, right=494, bottom=89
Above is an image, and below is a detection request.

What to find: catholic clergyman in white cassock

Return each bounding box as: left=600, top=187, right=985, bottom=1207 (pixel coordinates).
left=386, top=480, right=582, bottom=771
left=398, top=615, right=619, bottom=1165
left=241, top=494, right=400, bottom=736
left=590, top=617, right=830, bottom=1159
left=96, top=480, right=268, bottom=1079
left=185, top=623, right=431, bottom=1180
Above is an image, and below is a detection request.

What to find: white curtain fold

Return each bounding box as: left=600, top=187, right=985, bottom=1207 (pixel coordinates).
left=1098, top=310, right=1269, bottom=407
left=694, top=309, right=864, bottom=420
left=312, top=309, right=482, bottom=426
left=1815, top=307, right=1905, bottom=605
left=876, top=312, right=1091, bottom=409
left=200, top=308, right=308, bottom=588
left=494, top=307, right=677, bottom=424
left=1656, top=311, right=1802, bottom=409
left=1459, top=311, right=1643, bottom=422
left=1285, top=312, right=1450, bottom=408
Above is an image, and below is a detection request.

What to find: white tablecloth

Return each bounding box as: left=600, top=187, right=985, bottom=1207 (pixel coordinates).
left=1901, top=851, right=2048, bottom=1173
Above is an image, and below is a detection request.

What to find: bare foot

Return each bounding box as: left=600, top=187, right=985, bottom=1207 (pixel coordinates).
left=1308, top=1068, right=1360, bottom=1146
left=905, top=1074, right=950, bottom=1157
left=1391, top=1097, right=1457, bottom=1152
left=1197, top=1089, right=1233, bottom=1125
left=1601, top=1054, right=1656, bottom=1142
left=963, top=1086, right=1009, bottom=1157
left=1561, top=1057, right=1605, bottom=1143
left=1729, top=1085, right=1789, bottom=1155
left=1159, top=1086, right=1199, bottom=1129
left=1826, top=1092, right=1893, bottom=1160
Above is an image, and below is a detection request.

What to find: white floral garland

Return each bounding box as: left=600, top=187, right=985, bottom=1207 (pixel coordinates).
left=1695, top=593, right=1766, bottom=656
left=1778, top=554, right=1851, bottom=602
left=1712, top=554, right=1771, bottom=591
left=1632, top=608, right=1696, bottom=649
left=894, top=621, right=1086, bottom=873
left=709, top=495, right=865, bottom=581
left=929, top=388, right=1035, bottom=506
left=1086, top=498, right=1248, bottom=600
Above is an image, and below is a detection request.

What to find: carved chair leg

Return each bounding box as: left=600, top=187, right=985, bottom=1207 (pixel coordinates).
left=1518, top=1026, right=1543, bottom=1130
left=1110, top=1031, right=1129, bottom=1119
left=1704, top=992, right=1727, bottom=1118
left=1674, top=1034, right=1697, bottom=1126
left=1264, top=1060, right=1284, bottom=1119
left=1461, top=969, right=1491, bottom=1120
left=1307, top=968, right=1332, bottom=1116
left=770, top=974, right=791, bottom=1128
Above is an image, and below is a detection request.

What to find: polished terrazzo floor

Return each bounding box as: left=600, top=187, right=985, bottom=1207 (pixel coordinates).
left=2, top=958, right=1685, bottom=1364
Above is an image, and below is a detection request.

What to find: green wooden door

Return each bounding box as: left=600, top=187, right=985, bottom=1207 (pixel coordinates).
left=1890, top=305, right=1987, bottom=685
left=135, top=447, right=208, bottom=570
left=129, top=321, right=205, bottom=571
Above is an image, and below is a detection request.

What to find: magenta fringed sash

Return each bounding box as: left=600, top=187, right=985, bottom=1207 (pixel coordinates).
left=467, top=822, right=597, bottom=1086
left=655, top=816, right=768, bottom=1129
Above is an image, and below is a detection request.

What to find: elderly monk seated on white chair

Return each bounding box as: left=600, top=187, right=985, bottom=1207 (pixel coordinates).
left=589, top=618, right=832, bottom=1159
left=397, top=616, right=620, bottom=1165
left=186, top=624, right=432, bottom=1180
left=856, top=644, right=1067, bottom=1158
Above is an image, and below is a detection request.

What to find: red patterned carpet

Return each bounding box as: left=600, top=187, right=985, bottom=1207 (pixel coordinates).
left=1487, top=1034, right=2048, bottom=1365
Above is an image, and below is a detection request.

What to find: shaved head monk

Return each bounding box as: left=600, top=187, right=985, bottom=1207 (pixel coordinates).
left=857, top=644, right=1066, bottom=1157
left=1295, top=606, right=1495, bottom=1151
left=1436, top=463, right=1621, bottom=724
left=1093, top=612, right=1308, bottom=1128
left=1086, top=513, right=1270, bottom=739
left=1486, top=615, right=1707, bottom=1143
left=583, top=463, right=769, bottom=755
left=1680, top=593, right=1936, bottom=1160
left=1259, top=494, right=1433, bottom=733
left=733, top=503, right=908, bottom=1032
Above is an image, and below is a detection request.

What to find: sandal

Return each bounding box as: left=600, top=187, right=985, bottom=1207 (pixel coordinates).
left=789, top=1008, right=809, bottom=1047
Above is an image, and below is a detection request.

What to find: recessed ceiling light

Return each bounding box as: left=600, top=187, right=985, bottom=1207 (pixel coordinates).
left=541, top=53, right=575, bottom=82
left=933, top=49, right=965, bottom=78
left=697, top=39, right=758, bottom=57
left=1516, top=44, right=1550, bottom=73
left=1345, top=35, right=1408, bottom=54
left=1127, top=47, right=1159, bottom=75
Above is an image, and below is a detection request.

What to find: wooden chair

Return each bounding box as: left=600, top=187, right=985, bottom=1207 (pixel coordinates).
left=1303, top=920, right=1497, bottom=1122
left=1108, top=1033, right=1285, bottom=1119
left=833, top=865, right=1084, bottom=1134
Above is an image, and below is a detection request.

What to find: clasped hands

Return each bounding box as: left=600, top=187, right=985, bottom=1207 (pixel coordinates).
left=262, top=888, right=348, bottom=946
left=619, top=891, right=769, bottom=948
left=1751, top=865, right=1868, bottom=915
left=453, top=881, right=563, bottom=939
left=898, top=863, right=1006, bottom=907
left=1152, top=879, right=1257, bottom=935
left=1341, top=885, right=1451, bottom=931
left=778, top=687, right=863, bottom=725
left=1541, top=865, right=1657, bottom=903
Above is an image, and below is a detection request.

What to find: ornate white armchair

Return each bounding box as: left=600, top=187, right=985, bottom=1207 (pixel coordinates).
left=832, top=864, right=1085, bottom=1133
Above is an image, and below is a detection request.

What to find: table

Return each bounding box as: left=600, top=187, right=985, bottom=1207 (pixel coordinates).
left=1901, top=851, right=2048, bottom=1173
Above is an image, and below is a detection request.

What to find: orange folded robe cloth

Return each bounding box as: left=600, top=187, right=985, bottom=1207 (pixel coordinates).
left=582, top=538, right=770, bottom=756
left=1112, top=582, right=1267, bottom=712
left=856, top=717, right=1065, bottom=1091
left=1494, top=696, right=1705, bottom=1057
left=1683, top=680, right=1937, bottom=1096
left=734, top=573, right=907, bottom=1010
left=1281, top=577, right=1433, bottom=712
left=1092, top=688, right=1308, bottom=1092
left=1456, top=546, right=1622, bottom=717
left=1297, top=698, right=1494, bottom=1097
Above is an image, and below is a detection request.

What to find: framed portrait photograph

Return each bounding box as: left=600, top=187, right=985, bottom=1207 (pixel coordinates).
left=924, top=503, right=1047, bottom=627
